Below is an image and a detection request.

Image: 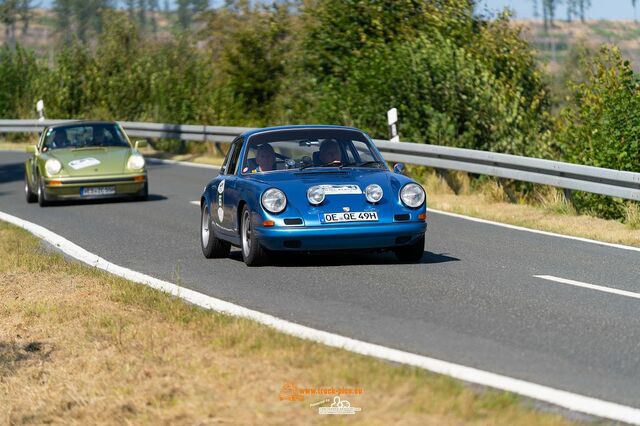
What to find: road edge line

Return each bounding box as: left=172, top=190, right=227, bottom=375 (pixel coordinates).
left=2, top=210, right=638, bottom=424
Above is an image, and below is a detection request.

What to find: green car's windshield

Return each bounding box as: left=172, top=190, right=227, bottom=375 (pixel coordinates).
left=42, top=123, right=130, bottom=151
left=240, top=129, right=384, bottom=174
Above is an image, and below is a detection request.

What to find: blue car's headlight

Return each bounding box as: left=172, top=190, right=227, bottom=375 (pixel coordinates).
left=400, top=183, right=425, bottom=208
left=262, top=188, right=287, bottom=213
left=365, top=184, right=383, bottom=203
left=307, top=185, right=325, bottom=205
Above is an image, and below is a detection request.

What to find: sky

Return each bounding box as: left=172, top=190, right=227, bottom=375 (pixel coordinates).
left=34, top=1, right=639, bottom=20
left=478, top=0, right=638, bottom=20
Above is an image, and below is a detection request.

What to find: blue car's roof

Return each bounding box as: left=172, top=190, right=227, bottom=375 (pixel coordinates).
left=240, top=125, right=366, bottom=138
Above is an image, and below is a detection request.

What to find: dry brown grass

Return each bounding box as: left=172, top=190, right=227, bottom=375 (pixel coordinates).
left=423, top=171, right=640, bottom=247
left=0, top=222, right=578, bottom=425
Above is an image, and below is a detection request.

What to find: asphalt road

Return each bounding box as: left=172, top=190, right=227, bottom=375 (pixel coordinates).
left=2, top=150, right=639, bottom=409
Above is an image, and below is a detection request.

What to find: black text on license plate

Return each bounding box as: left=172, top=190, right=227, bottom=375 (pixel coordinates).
left=81, top=186, right=116, bottom=196
left=322, top=211, right=378, bottom=223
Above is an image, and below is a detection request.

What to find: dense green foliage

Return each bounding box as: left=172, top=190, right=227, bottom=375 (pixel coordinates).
left=557, top=46, right=640, bottom=218
left=0, top=1, right=638, bottom=220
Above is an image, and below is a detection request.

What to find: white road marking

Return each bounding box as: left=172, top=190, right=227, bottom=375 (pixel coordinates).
left=190, top=201, right=199, bottom=206
left=534, top=275, right=640, bottom=300
left=429, top=209, right=640, bottom=253
left=1, top=210, right=640, bottom=424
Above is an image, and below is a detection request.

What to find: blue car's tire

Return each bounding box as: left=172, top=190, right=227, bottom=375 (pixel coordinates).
left=240, top=205, right=269, bottom=266
left=394, top=235, right=425, bottom=262
left=201, top=203, right=231, bottom=258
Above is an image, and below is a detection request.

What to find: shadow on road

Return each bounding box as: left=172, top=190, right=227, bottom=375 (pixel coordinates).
left=44, top=194, right=168, bottom=207
left=227, top=250, right=460, bottom=267
left=0, top=163, right=24, bottom=184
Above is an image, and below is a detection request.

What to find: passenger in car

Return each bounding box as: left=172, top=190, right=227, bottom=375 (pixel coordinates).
left=318, top=139, right=342, bottom=164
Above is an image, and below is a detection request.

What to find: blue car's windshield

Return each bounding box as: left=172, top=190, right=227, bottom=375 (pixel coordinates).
left=241, top=129, right=384, bottom=174
left=42, top=123, right=131, bottom=151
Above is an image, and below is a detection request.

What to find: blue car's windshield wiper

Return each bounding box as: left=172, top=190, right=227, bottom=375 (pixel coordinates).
left=299, top=160, right=343, bottom=171
left=352, top=160, right=385, bottom=168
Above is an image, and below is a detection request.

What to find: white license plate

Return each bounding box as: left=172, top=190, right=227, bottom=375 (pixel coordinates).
left=322, top=211, right=378, bottom=223
left=80, top=186, right=116, bottom=196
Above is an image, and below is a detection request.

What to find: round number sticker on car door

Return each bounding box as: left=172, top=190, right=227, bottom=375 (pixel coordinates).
left=217, top=179, right=225, bottom=222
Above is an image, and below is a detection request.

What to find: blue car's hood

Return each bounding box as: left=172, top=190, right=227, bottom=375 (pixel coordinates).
left=243, top=168, right=401, bottom=192
left=243, top=168, right=413, bottom=225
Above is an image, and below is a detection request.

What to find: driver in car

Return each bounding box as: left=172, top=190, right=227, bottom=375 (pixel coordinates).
left=50, top=130, right=69, bottom=149
left=251, top=143, right=276, bottom=172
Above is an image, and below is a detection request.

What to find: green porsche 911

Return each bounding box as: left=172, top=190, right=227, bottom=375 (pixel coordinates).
left=24, top=121, right=148, bottom=206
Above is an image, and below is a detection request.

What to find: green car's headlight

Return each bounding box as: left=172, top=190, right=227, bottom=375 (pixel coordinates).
left=45, top=159, right=62, bottom=175
left=127, top=154, right=145, bottom=170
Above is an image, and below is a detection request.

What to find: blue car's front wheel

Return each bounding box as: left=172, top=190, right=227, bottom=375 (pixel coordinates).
left=241, top=205, right=269, bottom=266
left=201, top=203, right=231, bottom=259
left=394, top=235, right=425, bottom=262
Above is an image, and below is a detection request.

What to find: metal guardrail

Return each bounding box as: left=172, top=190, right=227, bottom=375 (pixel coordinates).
left=1, top=119, right=639, bottom=201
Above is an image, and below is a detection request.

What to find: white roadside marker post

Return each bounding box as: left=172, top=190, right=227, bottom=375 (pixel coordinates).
left=36, top=100, right=45, bottom=121
left=387, top=107, right=399, bottom=143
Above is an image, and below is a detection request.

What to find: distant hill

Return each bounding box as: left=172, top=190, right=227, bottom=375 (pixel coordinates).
left=515, top=19, right=640, bottom=73
left=0, top=8, right=175, bottom=59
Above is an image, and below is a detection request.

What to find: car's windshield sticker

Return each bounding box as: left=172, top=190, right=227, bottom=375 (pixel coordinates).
left=68, top=157, right=101, bottom=170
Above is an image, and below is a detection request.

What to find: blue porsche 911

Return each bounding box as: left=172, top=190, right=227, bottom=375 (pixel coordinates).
left=199, top=125, right=427, bottom=266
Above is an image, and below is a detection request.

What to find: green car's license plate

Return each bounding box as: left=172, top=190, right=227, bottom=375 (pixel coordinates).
left=80, top=186, right=116, bottom=196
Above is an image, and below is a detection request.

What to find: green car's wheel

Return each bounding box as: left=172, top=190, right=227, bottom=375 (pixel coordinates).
left=37, top=175, right=50, bottom=207
left=394, top=235, right=425, bottom=262
left=201, top=203, right=230, bottom=258
left=24, top=176, right=37, bottom=203
left=240, top=205, right=269, bottom=266
left=136, top=181, right=149, bottom=201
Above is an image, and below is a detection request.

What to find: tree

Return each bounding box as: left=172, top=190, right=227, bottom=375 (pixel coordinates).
left=221, top=2, right=290, bottom=123
left=566, top=0, right=576, bottom=21
left=0, top=0, right=18, bottom=47
left=542, top=0, right=559, bottom=33
left=577, top=0, right=590, bottom=22
left=177, top=0, right=208, bottom=29
left=52, top=0, right=115, bottom=44
left=557, top=46, right=640, bottom=218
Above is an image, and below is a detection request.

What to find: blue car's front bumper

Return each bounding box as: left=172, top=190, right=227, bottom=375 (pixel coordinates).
left=254, top=221, right=427, bottom=251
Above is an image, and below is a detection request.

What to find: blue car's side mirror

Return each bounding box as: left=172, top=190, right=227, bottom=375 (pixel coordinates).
left=393, top=163, right=405, bottom=175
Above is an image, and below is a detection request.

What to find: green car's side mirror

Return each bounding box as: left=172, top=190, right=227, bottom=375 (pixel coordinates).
left=26, top=145, right=37, bottom=154
left=134, top=140, right=148, bottom=149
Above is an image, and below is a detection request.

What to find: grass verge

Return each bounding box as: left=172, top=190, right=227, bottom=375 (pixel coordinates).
left=0, top=222, right=577, bottom=425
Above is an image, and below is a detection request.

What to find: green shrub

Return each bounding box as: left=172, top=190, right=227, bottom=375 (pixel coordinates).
left=557, top=46, right=640, bottom=219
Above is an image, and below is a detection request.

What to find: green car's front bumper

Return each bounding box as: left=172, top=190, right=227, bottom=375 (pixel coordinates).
left=42, top=173, right=147, bottom=200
